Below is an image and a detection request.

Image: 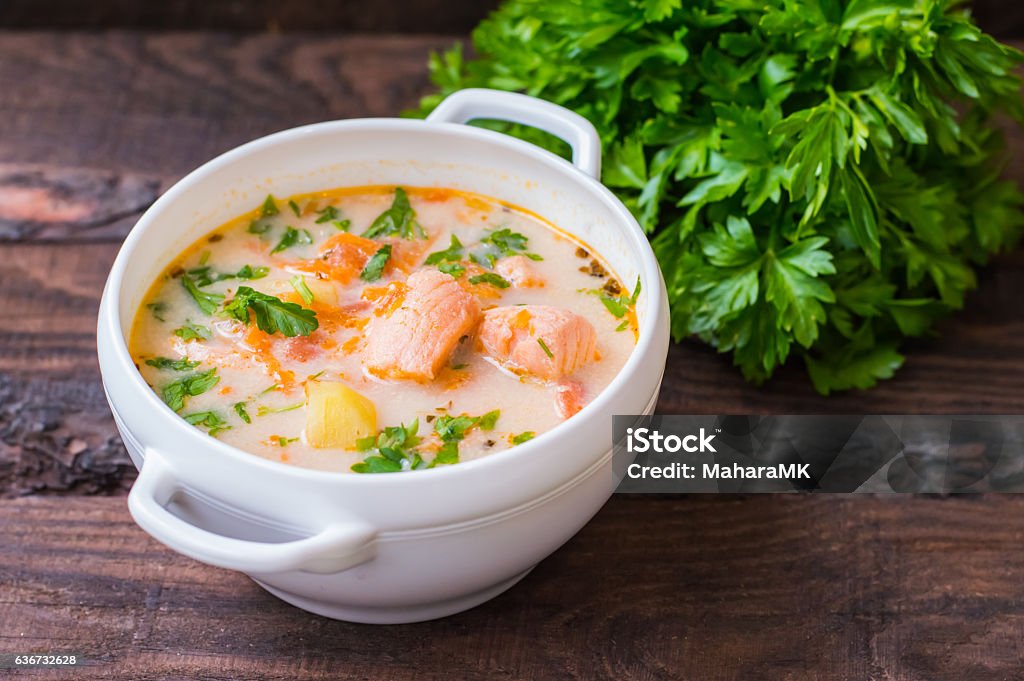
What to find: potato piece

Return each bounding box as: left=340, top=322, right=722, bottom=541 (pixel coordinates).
left=304, top=381, right=377, bottom=449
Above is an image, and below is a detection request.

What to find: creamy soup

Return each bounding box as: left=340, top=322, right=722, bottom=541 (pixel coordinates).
left=130, top=186, right=638, bottom=473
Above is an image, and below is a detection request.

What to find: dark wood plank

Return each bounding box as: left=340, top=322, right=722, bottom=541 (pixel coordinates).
left=0, top=0, right=497, bottom=34
left=0, top=244, right=134, bottom=497
left=0, top=31, right=454, bottom=242
left=0, top=0, right=1020, bottom=40
left=1, top=495, right=1022, bottom=680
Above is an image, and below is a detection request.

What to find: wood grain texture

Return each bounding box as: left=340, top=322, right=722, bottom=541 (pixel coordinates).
left=0, top=29, right=1023, bottom=680
left=0, top=0, right=1020, bottom=39
left=0, top=31, right=454, bottom=243
left=1, top=495, right=1023, bottom=680
left=0, top=0, right=498, bottom=34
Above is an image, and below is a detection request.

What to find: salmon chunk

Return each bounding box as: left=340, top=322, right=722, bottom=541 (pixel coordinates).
left=364, top=269, right=481, bottom=381
left=478, top=305, right=598, bottom=381
left=554, top=380, right=585, bottom=419
left=495, top=255, right=544, bottom=287
left=316, top=232, right=381, bottom=283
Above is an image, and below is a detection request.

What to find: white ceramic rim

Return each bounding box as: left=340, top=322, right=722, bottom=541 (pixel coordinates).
left=100, top=111, right=665, bottom=487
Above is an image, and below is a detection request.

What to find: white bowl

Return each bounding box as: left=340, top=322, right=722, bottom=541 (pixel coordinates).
left=97, top=89, right=670, bottom=623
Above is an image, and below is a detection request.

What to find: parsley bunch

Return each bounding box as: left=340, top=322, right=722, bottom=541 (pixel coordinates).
left=417, top=0, right=1024, bottom=392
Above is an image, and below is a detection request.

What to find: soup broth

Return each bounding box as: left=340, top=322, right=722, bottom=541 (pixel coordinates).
left=130, top=186, right=638, bottom=473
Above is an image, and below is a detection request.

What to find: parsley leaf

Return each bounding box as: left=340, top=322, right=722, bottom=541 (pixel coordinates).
left=162, top=369, right=219, bottom=412
left=233, top=265, right=269, bottom=280
left=188, top=264, right=269, bottom=286
left=424, top=234, right=464, bottom=265
left=260, top=194, right=279, bottom=217
left=470, top=227, right=542, bottom=268
left=468, top=272, right=510, bottom=289
left=270, top=227, right=313, bottom=254
left=352, top=420, right=427, bottom=473
left=145, top=356, right=200, bottom=371
left=511, top=431, right=535, bottom=445
left=184, top=410, right=231, bottom=436
left=315, top=205, right=340, bottom=223
left=181, top=274, right=225, bottom=315
left=174, top=321, right=211, bottom=341
left=434, top=414, right=479, bottom=443
left=248, top=220, right=272, bottom=235
left=222, top=286, right=319, bottom=337
left=599, top=296, right=629, bottom=318
left=233, top=401, right=252, bottom=424
left=257, top=402, right=304, bottom=416
left=362, top=187, right=425, bottom=240
left=290, top=275, right=314, bottom=305
left=438, top=262, right=466, bottom=278
left=360, top=245, right=392, bottom=282
left=146, top=301, right=168, bottom=322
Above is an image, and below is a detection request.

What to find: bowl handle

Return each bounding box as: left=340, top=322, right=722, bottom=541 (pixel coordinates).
left=426, top=88, right=602, bottom=180
left=127, top=449, right=376, bottom=575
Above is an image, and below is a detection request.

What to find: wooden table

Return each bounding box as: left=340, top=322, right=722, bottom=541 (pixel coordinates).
left=1, top=32, right=1023, bottom=680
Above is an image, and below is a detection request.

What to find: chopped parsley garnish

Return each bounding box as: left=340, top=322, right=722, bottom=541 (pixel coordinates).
left=438, top=262, right=466, bottom=278
left=145, top=356, right=200, bottom=371
left=274, top=436, right=300, bottom=447
left=359, top=245, right=392, bottom=282
left=597, top=277, right=642, bottom=320
left=260, top=383, right=281, bottom=395
left=162, top=368, right=219, bottom=412
left=174, top=321, right=211, bottom=341
left=468, top=272, right=510, bottom=289
left=234, top=264, right=270, bottom=280
left=537, top=338, right=554, bottom=358
left=470, top=227, right=542, bottom=268
left=290, top=275, right=315, bottom=305
left=316, top=206, right=352, bottom=231
left=429, top=410, right=501, bottom=467
left=476, top=409, right=500, bottom=430
left=233, top=401, right=252, bottom=424
left=248, top=221, right=272, bottom=235
left=146, top=301, right=168, bottom=321
left=198, top=250, right=211, bottom=266
left=260, top=194, right=279, bottom=217
left=599, top=296, right=629, bottom=319
left=433, top=414, right=479, bottom=443
left=257, top=402, right=304, bottom=416
left=511, top=432, right=535, bottom=445
left=186, top=264, right=269, bottom=287
left=184, top=410, right=230, bottom=436
left=315, top=205, right=340, bottom=223
left=181, top=274, right=225, bottom=315
left=615, top=320, right=630, bottom=332
left=350, top=411, right=499, bottom=474
left=288, top=199, right=302, bottom=217
left=352, top=420, right=427, bottom=473
left=222, top=286, right=319, bottom=337
left=362, top=187, right=425, bottom=240
left=270, top=226, right=313, bottom=254
left=433, top=442, right=460, bottom=466
left=451, top=363, right=468, bottom=370
left=424, top=234, right=464, bottom=265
